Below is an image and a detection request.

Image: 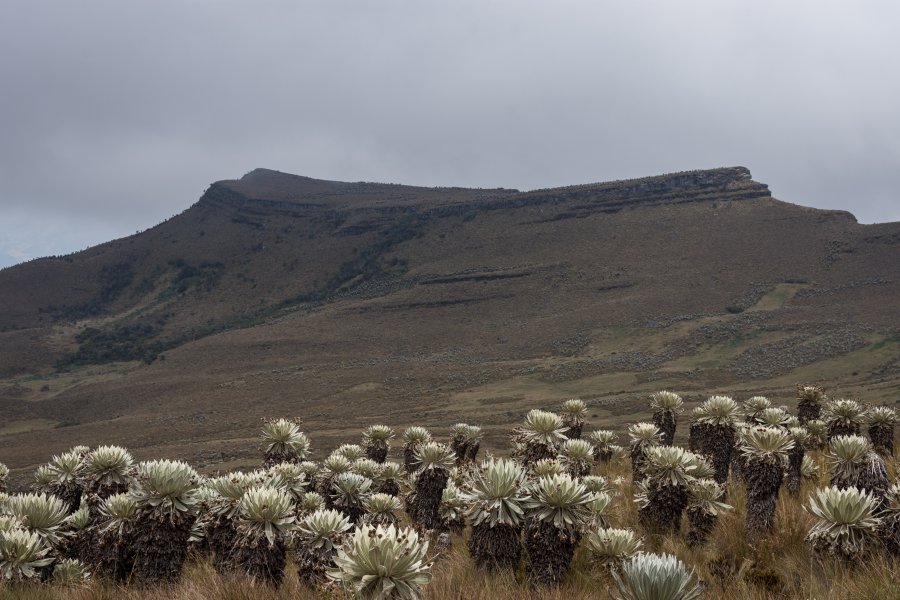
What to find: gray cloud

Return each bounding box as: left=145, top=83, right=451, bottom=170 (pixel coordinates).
left=2, top=0, right=898, bottom=268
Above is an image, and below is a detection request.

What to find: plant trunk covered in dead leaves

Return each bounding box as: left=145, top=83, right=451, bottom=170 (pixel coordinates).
left=86, top=528, right=134, bottom=583
left=365, top=441, right=388, bottom=464
left=653, top=410, right=676, bottom=446
left=631, top=443, right=650, bottom=483
left=686, top=507, right=717, bottom=547
left=524, top=519, right=579, bottom=586
left=639, top=484, right=688, bottom=534
left=787, top=445, right=804, bottom=496
left=469, top=523, right=522, bottom=571
left=414, top=468, right=449, bottom=530
left=690, top=423, right=735, bottom=485
left=130, top=512, right=194, bottom=585
left=296, top=544, right=337, bottom=588
left=746, top=459, right=783, bottom=538
left=798, top=399, right=821, bottom=425
left=868, top=424, right=894, bottom=457
left=208, top=518, right=238, bottom=575
left=230, top=535, right=286, bottom=587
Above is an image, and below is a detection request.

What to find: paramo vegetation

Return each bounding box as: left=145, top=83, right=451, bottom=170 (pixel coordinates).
left=0, top=386, right=898, bottom=599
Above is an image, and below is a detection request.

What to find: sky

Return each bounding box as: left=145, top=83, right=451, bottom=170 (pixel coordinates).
left=1, top=1, right=899, bottom=269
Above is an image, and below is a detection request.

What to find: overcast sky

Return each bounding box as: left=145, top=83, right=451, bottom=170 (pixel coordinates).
left=1, top=1, right=898, bottom=269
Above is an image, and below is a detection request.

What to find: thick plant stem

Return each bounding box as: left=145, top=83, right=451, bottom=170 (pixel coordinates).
left=524, top=520, right=579, bottom=586
left=786, top=445, right=804, bottom=496
left=745, top=460, right=783, bottom=539
left=468, top=523, right=522, bottom=571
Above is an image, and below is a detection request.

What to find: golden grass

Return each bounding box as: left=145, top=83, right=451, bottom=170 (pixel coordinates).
left=2, top=450, right=897, bottom=599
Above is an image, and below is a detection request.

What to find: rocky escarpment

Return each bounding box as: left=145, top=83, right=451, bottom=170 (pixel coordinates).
left=517, top=166, right=770, bottom=220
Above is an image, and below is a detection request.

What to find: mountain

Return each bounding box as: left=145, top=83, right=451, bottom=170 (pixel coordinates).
left=1, top=166, right=898, bottom=479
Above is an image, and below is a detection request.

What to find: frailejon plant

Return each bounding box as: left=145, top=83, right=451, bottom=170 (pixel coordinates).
left=6, top=492, right=69, bottom=545
left=0, top=528, right=54, bottom=582
left=204, top=472, right=254, bottom=575
left=93, top=493, right=137, bottom=582
left=560, top=438, right=594, bottom=478
left=686, top=478, right=731, bottom=546
left=438, top=480, right=466, bottom=535
left=378, top=462, right=403, bottom=497
left=516, top=410, right=567, bottom=468
left=329, top=524, right=433, bottom=600
left=823, top=399, right=866, bottom=441
left=362, top=493, right=401, bottom=528
left=450, top=423, right=469, bottom=466
left=805, top=486, right=881, bottom=564
left=688, top=395, right=739, bottom=484
left=805, top=419, right=828, bottom=450
left=827, top=435, right=889, bottom=502
left=865, top=406, right=896, bottom=457
left=637, top=446, right=698, bottom=534
left=612, top=552, right=703, bottom=600
left=294, top=508, right=352, bottom=588
left=82, top=445, right=134, bottom=513
left=743, top=396, right=772, bottom=424
left=522, top=473, right=593, bottom=586
left=797, top=384, right=826, bottom=425
left=52, top=557, right=91, bottom=586
left=758, top=407, right=791, bottom=428
left=335, top=444, right=365, bottom=462
left=463, top=458, right=529, bottom=572
left=47, top=449, right=85, bottom=513
left=317, top=453, right=353, bottom=507
left=628, top=423, right=662, bottom=483
left=649, top=391, right=683, bottom=446
left=231, top=485, right=295, bottom=586
left=297, top=461, right=319, bottom=483
left=585, top=527, right=643, bottom=570
left=31, top=465, right=54, bottom=495
left=329, top=472, right=373, bottom=524
left=268, top=462, right=309, bottom=502
left=412, top=442, right=456, bottom=530
left=586, top=491, right=613, bottom=529
left=298, top=491, right=325, bottom=516
left=128, top=459, right=200, bottom=584
left=402, top=427, right=432, bottom=474
left=362, top=424, right=394, bottom=464
left=352, top=458, right=382, bottom=482
left=739, top=426, right=793, bottom=538
left=261, top=418, right=311, bottom=467
left=589, top=430, right=618, bottom=463
left=450, top=423, right=483, bottom=465
left=560, top=399, right=589, bottom=439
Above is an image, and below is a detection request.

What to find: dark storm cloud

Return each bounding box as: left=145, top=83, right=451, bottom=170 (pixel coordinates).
left=1, top=1, right=898, bottom=268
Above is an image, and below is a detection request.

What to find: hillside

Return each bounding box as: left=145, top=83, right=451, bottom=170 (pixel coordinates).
left=1, top=166, right=898, bottom=480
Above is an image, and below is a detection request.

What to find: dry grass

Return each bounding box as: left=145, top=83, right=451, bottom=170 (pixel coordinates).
left=2, top=446, right=898, bottom=599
